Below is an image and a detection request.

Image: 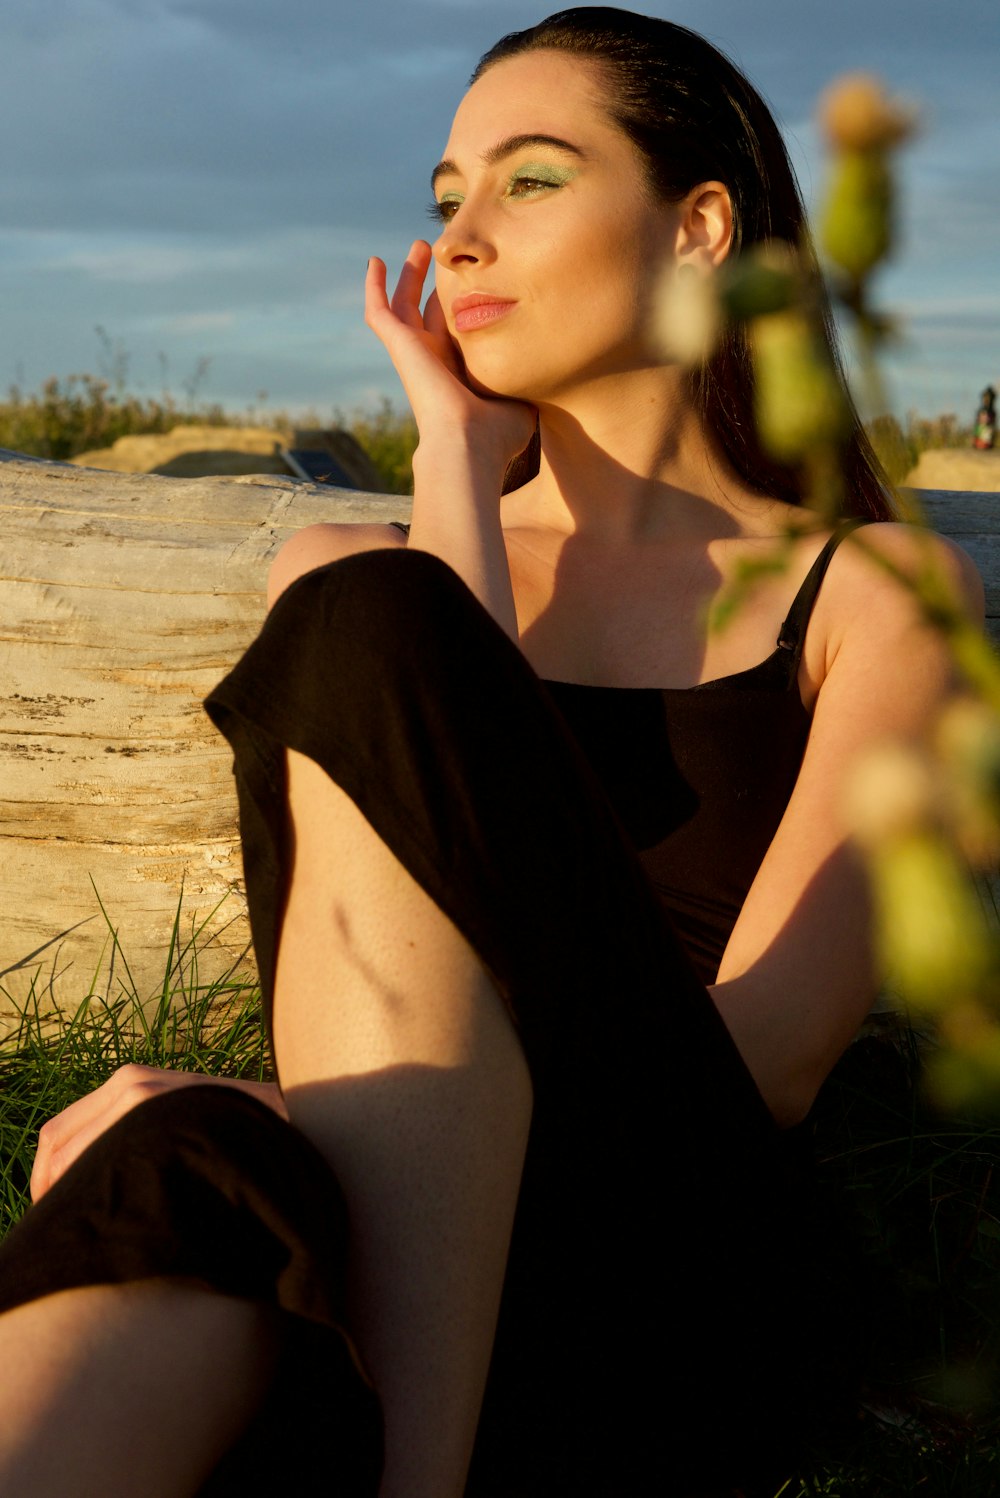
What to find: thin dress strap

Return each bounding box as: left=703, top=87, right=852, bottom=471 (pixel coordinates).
left=776, top=518, right=871, bottom=664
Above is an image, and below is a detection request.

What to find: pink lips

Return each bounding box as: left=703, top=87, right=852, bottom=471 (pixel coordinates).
left=451, top=293, right=517, bottom=333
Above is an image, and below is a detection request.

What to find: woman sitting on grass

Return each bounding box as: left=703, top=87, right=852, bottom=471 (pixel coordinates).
left=0, top=7, right=984, bottom=1496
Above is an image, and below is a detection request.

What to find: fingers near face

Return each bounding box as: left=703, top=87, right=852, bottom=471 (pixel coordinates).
left=422, top=288, right=448, bottom=335
left=389, top=241, right=434, bottom=317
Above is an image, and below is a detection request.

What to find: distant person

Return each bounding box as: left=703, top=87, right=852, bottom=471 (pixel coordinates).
left=973, top=385, right=997, bottom=449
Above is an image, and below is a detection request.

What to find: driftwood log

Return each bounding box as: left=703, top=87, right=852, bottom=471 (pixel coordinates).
left=918, top=489, right=1000, bottom=643
left=0, top=451, right=996, bottom=1029
left=0, top=450, right=409, bottom=1028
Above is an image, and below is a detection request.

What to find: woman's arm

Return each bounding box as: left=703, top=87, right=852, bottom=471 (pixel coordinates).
left=270, top=245, right=535, bottom=623
left=363, top=243, right=536, bottom=639
left=709, top=523, right=985, bottom=1127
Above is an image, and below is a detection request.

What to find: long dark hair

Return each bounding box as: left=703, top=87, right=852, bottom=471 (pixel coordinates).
left=475, top=7, right=894, bottom=520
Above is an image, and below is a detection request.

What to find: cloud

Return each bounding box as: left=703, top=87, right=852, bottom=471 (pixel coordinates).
left=156, top=310, right=237, bottom=334
left=3, top=0, right=994, bottom=245
left=895, top=294, right=1000, bottom=323
left=1, top=0, right=996, bottom=421
left=0, top=222, right=386, bottom=297
left=0, top=0, right=474, bottom=239
left=38, top=242, right=251, bottom=284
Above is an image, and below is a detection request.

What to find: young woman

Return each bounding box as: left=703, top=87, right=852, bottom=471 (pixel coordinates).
left=0, top=8, right=984, bottom=1496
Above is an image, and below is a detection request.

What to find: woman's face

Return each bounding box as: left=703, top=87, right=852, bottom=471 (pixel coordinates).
left=430, top=50, right=684, bottom=403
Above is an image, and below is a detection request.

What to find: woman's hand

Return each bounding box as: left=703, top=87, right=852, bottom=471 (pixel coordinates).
left=30, top=1065, right=288, bottom=1203
left=365, top=241, right=536, bottom=479
left=365, top=242, right=535, bottom=638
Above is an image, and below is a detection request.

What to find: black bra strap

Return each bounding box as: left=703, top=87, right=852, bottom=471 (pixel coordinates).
left=776, top=518, right=871, bottom=661
left=389, top=520, right=411, bottom=537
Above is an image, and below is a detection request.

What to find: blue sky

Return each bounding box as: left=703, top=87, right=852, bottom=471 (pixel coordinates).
left=2, top=0, right=997, bottom=428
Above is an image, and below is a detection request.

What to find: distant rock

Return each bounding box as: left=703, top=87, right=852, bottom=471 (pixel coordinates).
left=903, top=448, right=1000, bottom=493
left=68, top=422, right=388, bottom=490
left=70, top=424, right=292, bottom=478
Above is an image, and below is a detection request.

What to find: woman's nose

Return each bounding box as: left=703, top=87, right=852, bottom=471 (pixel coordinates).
left=432, top=208, right=497, bottom=270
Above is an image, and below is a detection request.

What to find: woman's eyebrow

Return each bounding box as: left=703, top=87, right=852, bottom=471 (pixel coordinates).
left=430, top=134, right=586, bottom=191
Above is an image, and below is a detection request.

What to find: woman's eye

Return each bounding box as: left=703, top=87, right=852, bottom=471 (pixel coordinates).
left=427, top=197, right=462, bottom=224
left=426, top=169, right=568, bottom=224
left=506, top=176, right=553, bottom=199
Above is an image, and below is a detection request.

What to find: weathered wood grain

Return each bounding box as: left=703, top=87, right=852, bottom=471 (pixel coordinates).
left=0, top=451, right=409, bottom=1026
left=0, top=452, right=995, bottom=1028
left=903, top=489, right=1000, bottom=635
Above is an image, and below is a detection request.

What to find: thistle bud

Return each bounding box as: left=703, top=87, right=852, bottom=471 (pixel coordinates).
left=751, top=311, right=849, bottom=462
left=820, top=149, right=895, bottom=282
left=926, top=1006, right=1000, bottom=1113
left=936, top=696, right=1000, bottom=788
left=843, top=742, right=937, bottom=848
left=935, top=696, right=1000, bottom=864
left=817, top=74, right=916, bottom=283
left=870, top=832, right=994, bottom=1013
left=722, top=247, right=798, bottom=321
left=654, top=266, right=722, bottom=365
left=819, top=73, right=918, bottom=152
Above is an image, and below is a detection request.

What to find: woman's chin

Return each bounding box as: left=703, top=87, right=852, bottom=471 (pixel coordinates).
left=462, top=364, right=511, bottom=398
left=462, top=360, right=537, bottom=405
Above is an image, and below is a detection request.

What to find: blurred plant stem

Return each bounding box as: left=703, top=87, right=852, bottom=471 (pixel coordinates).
left=704, top=70, right=1000, bottom=1111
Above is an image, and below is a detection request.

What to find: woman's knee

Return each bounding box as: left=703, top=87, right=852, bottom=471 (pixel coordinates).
left=272, top=545, right=511, bottom=676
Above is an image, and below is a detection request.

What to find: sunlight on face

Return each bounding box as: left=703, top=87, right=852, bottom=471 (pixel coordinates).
left=429, top=51, right=684, bottom=404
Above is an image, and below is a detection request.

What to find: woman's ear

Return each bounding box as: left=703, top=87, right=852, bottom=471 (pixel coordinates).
left=675, top=181, right=733, bottom=270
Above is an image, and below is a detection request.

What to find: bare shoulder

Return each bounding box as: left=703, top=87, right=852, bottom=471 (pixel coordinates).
left=822, top=520, right=985, bottom=639
left=848, top=520, right=984, bottom=617
left=267, top=521, right=408, bottom=608
left=798, top=520, right=985, bottom=706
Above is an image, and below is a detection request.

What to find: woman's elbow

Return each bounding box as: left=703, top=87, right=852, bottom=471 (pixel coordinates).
left=768, top=1077, right=819, bottom=1130
left=266, top=525, right=330, bottom=608
left=741, top=1044, right=830, bottom=1130
left=266, top=522, right=406, bottom=609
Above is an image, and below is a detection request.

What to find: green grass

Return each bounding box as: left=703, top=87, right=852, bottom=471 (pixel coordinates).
left=0, top=899, right=270, bottom=1235
left=333, top=395, right=418, bottom=496
left=2, top=915, right=1000, bottom=1492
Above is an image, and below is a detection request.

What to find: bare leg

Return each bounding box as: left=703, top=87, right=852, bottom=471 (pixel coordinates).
left=0, top=1280, right=280, bottom=1498
left=273, top=749, right=533, bottom=1498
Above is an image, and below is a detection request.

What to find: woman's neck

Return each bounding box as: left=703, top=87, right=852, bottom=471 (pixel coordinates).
left=504, top=370, right=781, bottom=545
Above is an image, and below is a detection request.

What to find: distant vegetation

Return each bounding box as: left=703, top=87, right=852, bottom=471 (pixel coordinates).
left=0, top=371, right=419, bottom=495
left=0, top=374, right=230, bottom=465
left=0, top=364, right=975, bottom=497
left=866, top=410, right=974, bottom=487
left=341, top=397, right=419, bottom=496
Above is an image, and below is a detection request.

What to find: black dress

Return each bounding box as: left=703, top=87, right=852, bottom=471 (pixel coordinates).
left=0, top=526, right=867, bottom=1496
